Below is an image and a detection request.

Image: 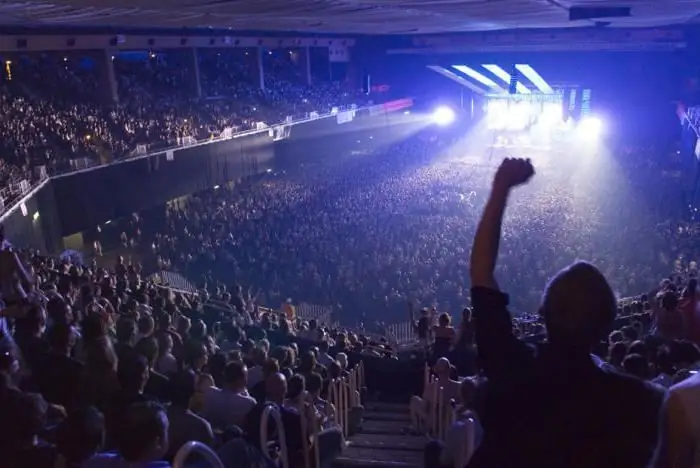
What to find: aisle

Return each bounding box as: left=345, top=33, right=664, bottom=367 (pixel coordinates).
left=333, top=402, right=425, bottom=468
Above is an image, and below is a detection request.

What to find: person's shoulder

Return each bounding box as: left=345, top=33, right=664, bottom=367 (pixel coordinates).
left=669, top=371, right=700, bottom=396
left=227, top=390, right=255, bottom=402
left=600, top=366, right=666, bottom=402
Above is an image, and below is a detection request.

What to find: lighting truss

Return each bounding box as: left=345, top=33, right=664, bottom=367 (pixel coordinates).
left=515, top=64, right=554, bottom=94
left=482, top=64, right=531, bottom=94
left=452, top=65, right=505, bottom=92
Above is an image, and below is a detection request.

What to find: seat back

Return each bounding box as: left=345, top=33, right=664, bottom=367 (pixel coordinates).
left=172, top=441, right=224, bottom=468
left=261, top=405, right=290, bottom=468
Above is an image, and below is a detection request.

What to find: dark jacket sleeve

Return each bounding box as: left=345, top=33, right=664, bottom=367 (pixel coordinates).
left=471, top=287, right=534, bottom=382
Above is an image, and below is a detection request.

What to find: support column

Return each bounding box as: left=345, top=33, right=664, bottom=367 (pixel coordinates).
left=300, top=46, right=312, bottom=86
left=345, top=47, right=359, bottom=90
left=189, top=47, right=202, bottom=98
left=253, top=46, right=265, bottom=90
left=97, top=50, right=118, bottom=105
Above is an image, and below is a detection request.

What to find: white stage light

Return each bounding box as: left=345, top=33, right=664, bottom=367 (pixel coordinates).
left=538, top=103, right=563, bottom=128
left=432, top=106, right=456, bottom=126
left=578, top=117, right=603, bottom=138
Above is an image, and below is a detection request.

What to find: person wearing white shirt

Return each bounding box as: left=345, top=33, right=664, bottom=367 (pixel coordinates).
left=201, top=361, right=256, bottom=430
left=247, top=347, right=267, bottom=389
left=426, top=378, right=483, bottom=468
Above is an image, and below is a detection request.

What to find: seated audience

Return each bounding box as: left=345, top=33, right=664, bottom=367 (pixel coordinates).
left=83, top=402, right=170, bottom=468
left=201, top=360, right=256, bottom=430
left=165, top=370, right=215, bottom=460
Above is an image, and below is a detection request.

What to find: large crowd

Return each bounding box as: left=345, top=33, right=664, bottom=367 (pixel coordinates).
left=0, top=238, right=384, bottom=468
left=107, top=122, right=696, bottom=324
left=0, top=49, right=368, bottom=178
left=3, top=44, right=700, bottom=468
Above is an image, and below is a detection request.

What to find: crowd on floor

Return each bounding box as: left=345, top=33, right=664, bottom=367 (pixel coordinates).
left=3, top=148, right=700, bottom=466
left=102, top=123, right=696, bottom=323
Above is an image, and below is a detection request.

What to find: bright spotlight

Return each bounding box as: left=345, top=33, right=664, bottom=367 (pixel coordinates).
left=432, top=106, right=456, bottom=126
left=578, top=117, right=603, bottom=138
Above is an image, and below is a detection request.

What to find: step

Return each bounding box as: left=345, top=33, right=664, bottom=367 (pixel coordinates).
left=364, top=411, right=411, bottom=423
left=360, top=419, right=412, bottom=435
left=333, top=446, right=423, bottom=468
left=364, top=402, right=410, bottom=414
left=349, top=433, right=425, bottom=451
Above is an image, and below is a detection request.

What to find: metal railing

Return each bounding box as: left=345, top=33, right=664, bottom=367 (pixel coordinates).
left=0, top=173, right=50, bottom=222
left=50, top=104, right=363, bottom=178
left=0, top=103, right=364, bottom=223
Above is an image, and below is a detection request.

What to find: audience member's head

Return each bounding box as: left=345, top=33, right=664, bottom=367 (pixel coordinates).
left=116, top=317, right=138, bottom=346
left=608, top=341, right=628, bottom=367
left=540, top=262, right=617, bottom=349
left=169, top=371, right=197, bottom=409
left=434, top=357, right=451, bottom=379
left=135, top=337, right=160, bottom=369
left=118, top=354, right=150, bottom=394
left=223, top=361, right=248, bottom=391
left=286, top=374, right=306, bottom=401
left=306, top=373, right=324, bottom=399
left=47, top=322, right=76, bottom=355
left=57, top=406, right=105, bottom=465
left=266, top=372, right=288, bottom=404
left=115, top=403, right=169, bottom=462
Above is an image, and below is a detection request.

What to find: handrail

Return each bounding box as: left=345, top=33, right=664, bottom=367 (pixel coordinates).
left=297, top=399, right=321, bottom=468
left=172, top=441, right=224, bottom=468
left=51, top=103, right=365, bottom=179
left=261, top=405, right=290, bottom=468
left=0, top=176, right=50, bottom=224
left=327, top=361, right=363, bottom=440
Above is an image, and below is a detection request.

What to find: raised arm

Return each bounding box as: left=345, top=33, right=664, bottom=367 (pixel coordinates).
left=470, top=158, right=534, bottom=289
left=469, top=158, right=534, bottom=380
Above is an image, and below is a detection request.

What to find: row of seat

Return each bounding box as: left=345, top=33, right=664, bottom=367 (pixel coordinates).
left=410, top=365, right=477, bottom=468
left=171, top=362, right=365, bottom=468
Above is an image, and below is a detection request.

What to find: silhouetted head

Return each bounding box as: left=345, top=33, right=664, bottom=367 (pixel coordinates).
left=540, top=261, right=616, bottom=349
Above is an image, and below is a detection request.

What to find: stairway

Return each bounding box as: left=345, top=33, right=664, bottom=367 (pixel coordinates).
left=334, top=402, right=425, bottom=468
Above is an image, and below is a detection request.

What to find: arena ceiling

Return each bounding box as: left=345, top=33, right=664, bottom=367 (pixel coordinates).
left=1, top=0, right=699, bottom=35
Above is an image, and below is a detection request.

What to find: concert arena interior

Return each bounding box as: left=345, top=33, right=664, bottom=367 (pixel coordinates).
left=1, top=2, right=700, bottom=468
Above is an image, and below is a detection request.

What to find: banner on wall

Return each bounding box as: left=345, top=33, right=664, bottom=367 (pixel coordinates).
left=329, top=46, right=349, bottom=62
left=383, top=98, right=413, bottom=113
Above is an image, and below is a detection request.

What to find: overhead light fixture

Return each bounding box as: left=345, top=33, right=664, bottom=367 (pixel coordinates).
left=515, top=64, right=553, bottom=94
left=452, top=65, right=505, bottom=92
left=482, top=65, right=530, bottom=94
left=427, top=66, right=486, bottom=94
